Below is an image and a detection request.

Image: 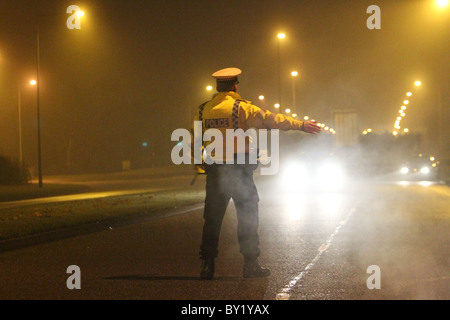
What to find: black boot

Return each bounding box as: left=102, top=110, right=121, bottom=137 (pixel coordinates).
left=243, top=259, right=270, bottom=278
left=200, top=258, right=215, bottom=280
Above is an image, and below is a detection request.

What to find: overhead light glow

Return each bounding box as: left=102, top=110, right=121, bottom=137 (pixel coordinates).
left=420, top=167, right=430, bottom=174
left=437, top=0, right=449, bottom=8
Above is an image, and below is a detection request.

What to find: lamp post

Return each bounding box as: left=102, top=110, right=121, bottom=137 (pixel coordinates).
left=36, top=22, right=43, bottom=187
left=35, top=8, right=84, bottom=187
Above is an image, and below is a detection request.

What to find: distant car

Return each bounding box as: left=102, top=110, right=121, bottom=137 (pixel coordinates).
left=398, top=154, right=439, bottom=180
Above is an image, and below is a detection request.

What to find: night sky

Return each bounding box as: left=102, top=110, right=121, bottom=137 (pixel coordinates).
left=0, top=0, right=448, bottom=174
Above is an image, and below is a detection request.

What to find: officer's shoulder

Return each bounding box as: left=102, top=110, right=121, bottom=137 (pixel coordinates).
left=235, top=98, right=251, bottom=105
left=235, top=98, right=257, bottom=110
left=197, top=101, right=209, bottom=109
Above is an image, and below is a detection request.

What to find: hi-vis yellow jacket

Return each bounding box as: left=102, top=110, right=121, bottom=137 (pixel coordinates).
left=191, top=91, right=304, bottom=171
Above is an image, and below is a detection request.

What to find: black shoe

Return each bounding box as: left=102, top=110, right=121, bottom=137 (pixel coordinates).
left=243, top=260, right=271, bottom=278
left=200, top=258, right=215, bottom=280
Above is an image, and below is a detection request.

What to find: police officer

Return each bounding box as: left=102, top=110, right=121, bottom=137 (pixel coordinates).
left=194, top=67, right=321, bottom=280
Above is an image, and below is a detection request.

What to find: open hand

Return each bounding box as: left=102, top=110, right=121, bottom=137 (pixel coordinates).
left=303, top=120, right=321, bottom=134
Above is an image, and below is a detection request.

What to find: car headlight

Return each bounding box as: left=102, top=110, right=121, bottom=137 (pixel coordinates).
left=400, top=167, right=409, bottom=174
left=420, top=167, right=430, bottom=174
left=317, top=162, right=345, bottom=187
left=282, top=163, right=309, bottom=189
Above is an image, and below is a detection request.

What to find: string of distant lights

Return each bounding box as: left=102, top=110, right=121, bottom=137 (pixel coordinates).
left=391, top=80, right=421, bottom=136
left=361, top=80, right=422, bottom=136
left=273, top=104, right=335, bottom=134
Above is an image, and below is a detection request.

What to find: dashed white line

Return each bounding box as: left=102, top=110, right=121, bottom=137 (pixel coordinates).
left=275, top=204, right=359, bottom=300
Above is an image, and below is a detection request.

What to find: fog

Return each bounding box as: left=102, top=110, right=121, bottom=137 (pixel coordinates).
left=0, top=0, right=448, bottom=175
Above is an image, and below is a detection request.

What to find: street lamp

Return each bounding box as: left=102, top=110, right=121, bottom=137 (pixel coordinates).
left=35, top=8, right=85, bottom=187
left=436, top=0, right=449, bottom=8
left=206, top=85, right=213, bottom=91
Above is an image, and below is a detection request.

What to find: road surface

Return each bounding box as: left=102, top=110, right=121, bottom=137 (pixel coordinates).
left=0, top=176, right=448, bottom=303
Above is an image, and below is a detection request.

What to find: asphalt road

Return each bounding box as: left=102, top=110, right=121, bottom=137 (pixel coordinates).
left=0, top=177, right=448, bottom=301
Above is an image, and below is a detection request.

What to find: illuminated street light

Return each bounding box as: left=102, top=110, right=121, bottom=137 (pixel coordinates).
left=292, top=113, right=297, bottom=118
left=436, top=0, right=449, bottom=8
left=30, top=80, right=37, bottom=86
left=34, top=8, right=85, bottom=187
left=274, top=103, right=280, bottom=109
left=206, top=85, right=213, bottom=91
left=406, top=92, right=412, bottom=97
left=285, top=108, right=291, bottom=114
left=401, top=106, right=406, bottom=110
left=393, top=131, right=398, bottom=136
left=404, top=128, right=409, bottom=133
left=403, top=100, right=409, bottom=105
left=415, top=80, right=422, bottom=86
left=259, top=95, right=264, bottom=100
left=277, top=33, right=286, bottom=39
left=304, top=116, right=309, bottom=120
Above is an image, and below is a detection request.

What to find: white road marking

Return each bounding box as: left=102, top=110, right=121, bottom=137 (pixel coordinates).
left=275, top=204, right=359, bottom=300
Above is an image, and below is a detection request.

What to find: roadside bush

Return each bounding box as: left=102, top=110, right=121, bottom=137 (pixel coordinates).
left=0, top=155, right=30, bottom=185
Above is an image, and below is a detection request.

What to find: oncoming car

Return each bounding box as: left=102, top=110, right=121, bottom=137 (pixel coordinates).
left=278, top=151, right=348, bottom=191
left=398, top=154, right=439, bottom=181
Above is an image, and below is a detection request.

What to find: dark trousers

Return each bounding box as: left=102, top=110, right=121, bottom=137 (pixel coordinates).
left=200, top=163, right=260, bottom=261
